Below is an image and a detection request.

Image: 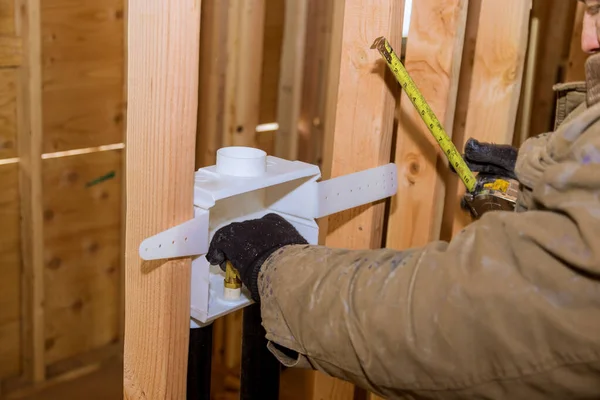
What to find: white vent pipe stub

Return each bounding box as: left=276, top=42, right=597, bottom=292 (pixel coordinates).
left=216, top=146, right=267, bottom=177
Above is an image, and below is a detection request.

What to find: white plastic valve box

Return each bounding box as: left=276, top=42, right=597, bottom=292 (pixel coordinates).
left=138, top=146, right=398, bottom=327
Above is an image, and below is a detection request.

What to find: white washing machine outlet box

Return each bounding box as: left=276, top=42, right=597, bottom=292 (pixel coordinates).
left=138, top=146, right=398, bottom=327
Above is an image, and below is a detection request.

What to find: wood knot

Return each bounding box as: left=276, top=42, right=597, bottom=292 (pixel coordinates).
left=87, top=241, right=99, bottom=253
left=503, top=64, right=518, bottom=86
left=47, top=257, right=62, bottom=270
left=65, top=170, right=79, bottom=183
left=44, top=209, right=54, bottom=221
left=409, top=161, right=420, bottom=175
left=71, top=299, right=84, bottom=312
left=405, top=154, right=421, bottom=185
left=45, top=337, right=56, bottom=350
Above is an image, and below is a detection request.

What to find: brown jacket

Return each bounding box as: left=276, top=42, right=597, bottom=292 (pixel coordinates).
left=257, top=54, right=600, bottom=399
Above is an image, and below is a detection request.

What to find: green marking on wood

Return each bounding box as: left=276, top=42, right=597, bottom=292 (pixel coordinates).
left=86, top=170, right=116, bottom=187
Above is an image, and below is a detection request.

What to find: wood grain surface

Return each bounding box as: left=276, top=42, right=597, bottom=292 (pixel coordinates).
left=385, top=0, right=468, bottom=250
left=124, top=0, right=200, bottom=398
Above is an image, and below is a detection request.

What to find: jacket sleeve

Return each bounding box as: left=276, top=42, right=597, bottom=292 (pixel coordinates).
left=257, top=209, right=600, bottom=399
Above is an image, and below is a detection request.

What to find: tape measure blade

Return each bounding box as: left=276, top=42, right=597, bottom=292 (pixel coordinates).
left=373, top=36, right=477, bottom=192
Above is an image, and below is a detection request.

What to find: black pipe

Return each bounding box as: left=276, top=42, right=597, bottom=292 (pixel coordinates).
left=240, top=303, right=281, bottom=400
left=187, top=324, right=213, bottom=400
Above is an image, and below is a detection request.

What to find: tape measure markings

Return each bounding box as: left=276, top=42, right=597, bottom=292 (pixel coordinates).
left=370, top=36, right=476, bottom=193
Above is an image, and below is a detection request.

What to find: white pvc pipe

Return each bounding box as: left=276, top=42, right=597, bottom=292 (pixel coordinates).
left=216, top=146, right=267, bottom=177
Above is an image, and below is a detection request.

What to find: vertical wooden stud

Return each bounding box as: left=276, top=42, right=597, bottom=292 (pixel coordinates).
left=444, top=0, right=531, bottom=236
left=297, top=0, right=335, bottom=165
left=196, top=0, right=229, bottom=168
left=222, top=0, right=268, bottom=386
left=515, top=15, right=540, bottom=146
left=311, top=0, right=404, bottom=398
left=528, top=0, right=577, bottom=137
left=385, top=0, right=468, bottom=250
left=16, top=0, right=45, bottom=384
left=223, top=0, right=266, bottom=148
left=123, top=0, right=200, bottom=398
left=274, top=0, right=308, bottom=160
left=120, top=0, right=128, bottom=350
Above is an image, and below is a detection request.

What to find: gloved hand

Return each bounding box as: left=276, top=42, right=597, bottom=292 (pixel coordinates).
left=454, top=137, right=518, bottom=180
left=451, top=138, right=519, bottom=215
left=206, top=213, right=308, bottom=302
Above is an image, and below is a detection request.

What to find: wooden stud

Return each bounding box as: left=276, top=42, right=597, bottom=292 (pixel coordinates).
left=221, top=0, right=268, bottom=390
left=528, top=0, right=577, bottom=137
left=223, top=0, right=266, bottom=148
left=444, top=0, right=531, bottom=237
left=260, top=0, right=285, bottom=126
left=515, top=15, right=540, bottom=146
left=196, top=0, right=229, bottom=168
left=119, top=0, right=128, bottom=352
left=274, top=0, right=308, bottom=160
left=123, top=0, right=200, bottom=398
left=310, top=0, right=404, bottom=398
left=195, top=1, right=230, bottom=394
left=440, top=0, right=481, bottom=242
left=16, top=0, right=45, bottom=384
left=385, top=0, right=468, bottom=250
left=297, top=0, right=334, bottom=165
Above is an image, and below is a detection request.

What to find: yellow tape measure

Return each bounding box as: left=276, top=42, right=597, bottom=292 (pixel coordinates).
left=371, top=36, right=477, bottom=193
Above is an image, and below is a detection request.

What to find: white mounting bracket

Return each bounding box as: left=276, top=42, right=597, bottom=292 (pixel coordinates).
left=138, top=146, right=398, bottom=326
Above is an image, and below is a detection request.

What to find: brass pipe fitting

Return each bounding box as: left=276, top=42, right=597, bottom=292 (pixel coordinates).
left=223, top=261, right=242, bottom=300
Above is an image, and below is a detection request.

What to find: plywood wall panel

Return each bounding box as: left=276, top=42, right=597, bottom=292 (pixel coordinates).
left=41, top=0, right=125, bottom=152
left=0, top=163, right=22, bottom=379
left=0, top=0, right=15, bottom=36
left=0, top=68, right=17, bottom=159
left=0, top=37, right=21, bottom=67
left=42, top=149, right=121, bottom=365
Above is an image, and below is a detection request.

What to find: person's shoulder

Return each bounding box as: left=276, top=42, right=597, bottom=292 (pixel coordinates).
left=514, top=101, right=600, bottom=213
left=548, top=100, right=600, bottom=164
left=552, top=81, right=587, bottom=128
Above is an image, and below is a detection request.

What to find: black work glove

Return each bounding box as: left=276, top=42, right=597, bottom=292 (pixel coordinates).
left=449, top=138, right=519, bottom=214
left=206, top=213, right=308, bottom=302
left=452, top=137, right=518, bottom=180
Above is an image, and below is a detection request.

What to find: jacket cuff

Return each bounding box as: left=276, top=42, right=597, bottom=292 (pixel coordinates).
left=266, top=341, right=314, bottom=369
